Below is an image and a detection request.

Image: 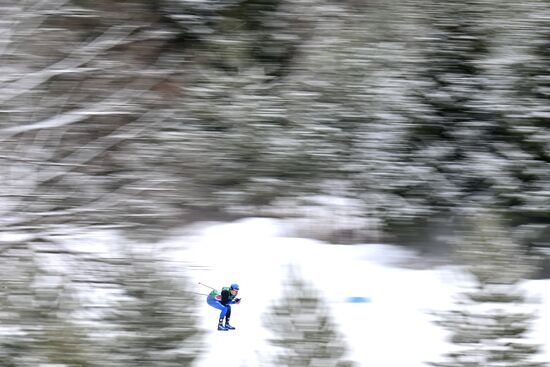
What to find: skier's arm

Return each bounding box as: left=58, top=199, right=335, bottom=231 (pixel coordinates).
left=221, top=289, right=230, bottom=305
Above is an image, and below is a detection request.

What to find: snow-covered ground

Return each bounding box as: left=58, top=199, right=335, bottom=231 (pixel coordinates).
left=160, top=217, right=550, bottom=367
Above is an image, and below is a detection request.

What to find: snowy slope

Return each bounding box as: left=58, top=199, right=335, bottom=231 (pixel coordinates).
left=161, top=218, right=550, bottom=367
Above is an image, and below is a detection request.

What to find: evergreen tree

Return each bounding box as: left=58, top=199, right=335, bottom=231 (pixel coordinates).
left=0, top=239, right=95, bottom=366
left=264, top=267, right=356, bottom=367
left=102, top=253, right=204, bottom=367
left=405, top=0, right=497, bottom=213
left=0, top=237, right=203, bottom=367
left=489, top=0, right=550, bottom=226
left=431, top=211, right=547, bottom=367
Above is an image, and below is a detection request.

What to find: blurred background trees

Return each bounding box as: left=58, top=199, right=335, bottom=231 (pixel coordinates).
left=1, top=0, right=550, bottom=365
left=431, top=211, right=547, bottom=366
left=1, top=0, right=549, bottom=248
left=0, top=233, right=203, bottom=367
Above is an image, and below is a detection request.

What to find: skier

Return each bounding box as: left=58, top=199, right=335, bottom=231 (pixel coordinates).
left=206, top=283, right=241, bottom=331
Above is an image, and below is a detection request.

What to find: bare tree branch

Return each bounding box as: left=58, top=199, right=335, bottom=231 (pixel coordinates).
left=0, top=75, right=166, bottom=139
left=0, top=0, right=70, bottom=58
left=0, top=24, right=141, bottom=105
left=39, top=110, right=170, bottom=182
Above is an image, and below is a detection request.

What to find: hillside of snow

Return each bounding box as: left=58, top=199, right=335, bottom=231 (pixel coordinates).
left=158, top=218, right=550, bottom=367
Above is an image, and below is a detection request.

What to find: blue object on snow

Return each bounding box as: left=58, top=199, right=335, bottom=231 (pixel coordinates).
left=345, top=296, right=371, bottom=303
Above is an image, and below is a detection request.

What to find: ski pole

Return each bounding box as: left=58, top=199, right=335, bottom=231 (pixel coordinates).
left=198, top=282, right=216, bottom=290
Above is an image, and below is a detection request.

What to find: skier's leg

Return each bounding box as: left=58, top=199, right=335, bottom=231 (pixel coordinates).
left=217, top=317, right=227, bottom=331
left=217, top=305, right=231, bottom=330
left=224, top=306, right=235, bottom=329
left=208, top=298, right=229, bottom=330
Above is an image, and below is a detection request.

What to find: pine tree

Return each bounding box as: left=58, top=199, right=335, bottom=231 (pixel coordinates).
left=492, top=1, right=550, bottom=226
left=96, top=252, right=204, bottom=367
left=431, top=211, right=547, bottom=367
left=0, top=240, right=95, bottom=367
left=264, top=266, right=356, bottom=367
left=0, top=237, right=204, bottom=367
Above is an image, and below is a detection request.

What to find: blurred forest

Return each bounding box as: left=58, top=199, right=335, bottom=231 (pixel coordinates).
left=1, top=1, right=550, bottom=365
left=1, top=0, right=550, bottom=249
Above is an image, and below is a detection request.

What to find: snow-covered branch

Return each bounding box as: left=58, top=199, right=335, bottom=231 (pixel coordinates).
left=0, top=24, right=141, bottom=105
left=0, top=75, right=166, bottom=139
left=39, top=110, right=171, bottom=183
